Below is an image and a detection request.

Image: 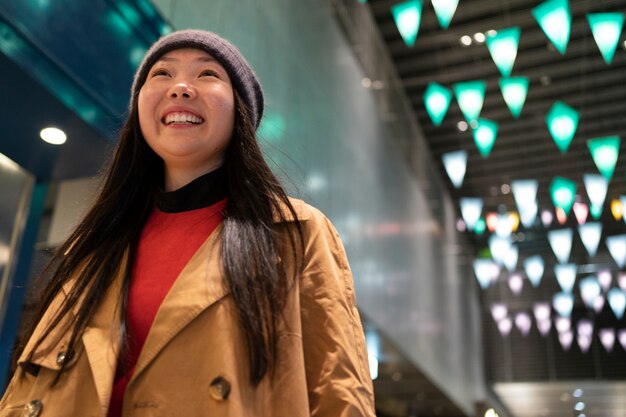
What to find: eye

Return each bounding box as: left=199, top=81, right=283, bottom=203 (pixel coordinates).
left=200, top=69, right=219, bottom=78
left=150, top=68, right=170, bottom=77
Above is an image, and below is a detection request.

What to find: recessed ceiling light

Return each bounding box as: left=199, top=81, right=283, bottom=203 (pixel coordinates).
left=623, top=40, right=626, bottom=49
left=473, top=32, right=486, bottom=43
left=40, top=127, right=67, bottom=145
left=487, top=29, right=497, bottom=37
left=575, top=402, right=585, bottom=411
left=501, top=184, right=511, bottom=194
left=460, top=35, right=472, bottom=46
left=361, top=77, right=372, bottom=88
left=457, top=120, right=469, bottom=131
left=573, top=388, right=584, bottom=397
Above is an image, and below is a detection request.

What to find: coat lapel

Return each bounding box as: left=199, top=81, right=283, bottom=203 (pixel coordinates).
left=80, top=262, right=124, bottom=416
left=130, top=226, right=228, bottom=382
left=129, top=198, right=309, bottom=383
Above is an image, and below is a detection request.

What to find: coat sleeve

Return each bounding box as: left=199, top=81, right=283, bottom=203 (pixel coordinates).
left=298, top=208, right=376, bottom=417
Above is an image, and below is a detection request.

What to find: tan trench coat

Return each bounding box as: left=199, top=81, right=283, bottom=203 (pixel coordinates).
left=0, top=199, right=375, bottom=417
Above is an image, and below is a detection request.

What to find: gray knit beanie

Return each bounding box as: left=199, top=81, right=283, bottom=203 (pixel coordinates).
left=131, top=29, right=264, bottom=128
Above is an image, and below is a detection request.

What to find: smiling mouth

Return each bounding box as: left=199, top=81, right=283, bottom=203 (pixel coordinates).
left=162, top=112, right=205, bottom=125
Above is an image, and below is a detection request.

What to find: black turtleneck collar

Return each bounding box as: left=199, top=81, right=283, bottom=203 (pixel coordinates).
left=156, top=167, right=229, bottom=213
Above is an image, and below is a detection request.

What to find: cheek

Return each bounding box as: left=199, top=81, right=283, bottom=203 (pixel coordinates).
left=137, top=89, right=159, bottom=137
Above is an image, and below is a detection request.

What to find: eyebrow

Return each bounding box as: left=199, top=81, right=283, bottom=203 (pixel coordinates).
left=157, top=56, right=218, bottom=63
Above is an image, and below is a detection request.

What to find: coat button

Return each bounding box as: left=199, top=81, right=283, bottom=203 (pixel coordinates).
left=56, top=351, right=67, bottom=365
left=209, top=376, right=231, bottom=401
left=23, top=400, right=43, bottom=417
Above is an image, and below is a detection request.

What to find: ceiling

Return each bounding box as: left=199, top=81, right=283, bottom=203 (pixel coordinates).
left=0, top=51, right=109, bottom=181
left=364, top=0, right=626, bottom=416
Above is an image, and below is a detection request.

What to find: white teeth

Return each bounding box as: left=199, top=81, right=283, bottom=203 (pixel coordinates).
left=164, top=112, right=204, bottom=125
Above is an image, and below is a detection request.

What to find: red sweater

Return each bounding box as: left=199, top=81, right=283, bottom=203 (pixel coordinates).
left=107, top=198, right=226, bottom=416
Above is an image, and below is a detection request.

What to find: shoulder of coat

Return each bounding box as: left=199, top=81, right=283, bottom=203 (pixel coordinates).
left=272, top=197, right=319, bottom=223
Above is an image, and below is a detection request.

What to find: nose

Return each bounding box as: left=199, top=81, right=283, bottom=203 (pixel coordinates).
left=168, top=82, right=196, bottom=99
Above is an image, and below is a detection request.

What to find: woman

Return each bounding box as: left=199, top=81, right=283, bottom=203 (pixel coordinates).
left=0, top=30, right=375, bottom=416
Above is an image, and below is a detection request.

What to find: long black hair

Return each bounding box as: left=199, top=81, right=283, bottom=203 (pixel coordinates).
left=13, top=89, right=303, bottom=385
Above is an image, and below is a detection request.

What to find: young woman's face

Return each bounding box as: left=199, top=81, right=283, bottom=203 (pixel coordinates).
left=138, top=48, right=235, bottom=181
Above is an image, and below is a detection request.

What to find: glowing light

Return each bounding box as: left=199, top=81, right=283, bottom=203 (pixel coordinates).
left=524, top=256, right=544, bottom=287
left=511, top=179, right=537, bottom=212
left=472, top=118, right=498, bottom=157
left=546, top=101, right=579, bottom=154
left=533, top=302, right=551, bottom=322
left=491, top=303, right=508, bottom=322
left=553, top=292, right=574, bottom=318
left=519, top=202, right=538, bottom=228
left=590, top=203, right=602, bottom=220
left=391, top=0, right=423, bottom=47
left=508, top=272, right=524, bottom=294
left=608, top=288, right=626, bottom=319
left=486, top=27, right=521, bottom=77
left=365, top=331, right=379, bottom=380
left=424, top=82, right=453, bottom=126
left=532, top=0, right=572, bottom=54
left=573, top=202, right=588, bottom=225
left=368, top=354, right=378, bottom=380
left=550, top=177, right=576, bottom=216
left=509, top=213, right=520, bottom=232
left=587, top=13, right=625, bottom=64
left=473, top=259, right=501, bottom=289
left=579, top=276, right=601, bottom=309
left=496, top=214, right=514, bottom=237
left=555, top=207, right=567, bottom=225
left=559, top=330, right=573, bottom=350
left=486, top=213, right=498, bottom=233
left=40, top=127, right=67, bottom=145
left=499, top=77, right=529, bottom=118
left=475, top=218, right=487, bottom=235
left=554, top=263, right=577, bottom=293
left=489, top=235, right=512, bottom=266
left=599, top=328, right=615, bottom=352
left=583, top=174, right=608, bottom=219
left=537, top=319, right=552, bottom=336
left=453, top=80, right=486, bottom=122
left=503, top=245, right=519, bottom=272
left=442, top=150, right=467, bottom=188
left=598, top=269, right=612, bottom=291
left=577, top=320, right=593, bottom=353
left=497, top=317, right=513, bottom=336
left=612, top=199, right=623, bottom=221
left=460, top=198, right=483, bottom=231
left=593, top=295, right=605, bottom=314
left=578, top=222, right=602, bottom=257
left=588, top=135, right=621, bottom=181
left=541, top=209, right=553, bottom=227
left=515, top=312, right=532, bottom=336
left=430, top=0, right=459, bottom=29
left=555, top=316, right=571, bottom=332
left=606, top=234, right=626, bottom=268
left=547, top=228, right=573, bottom=263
